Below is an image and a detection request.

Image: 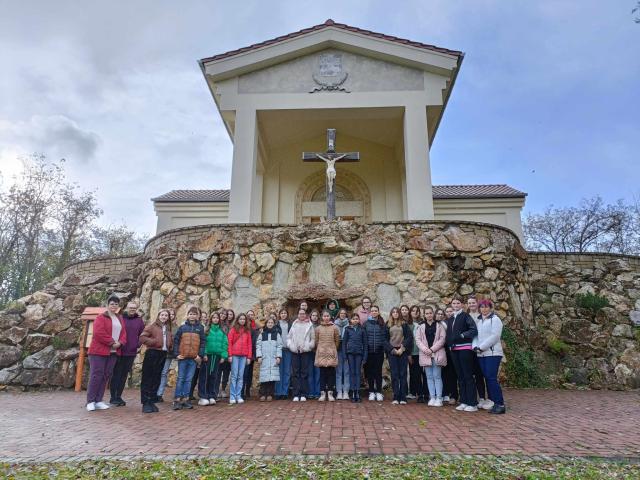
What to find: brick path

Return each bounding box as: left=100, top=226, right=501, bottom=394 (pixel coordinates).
left=0, top=389, right=639, bottom=461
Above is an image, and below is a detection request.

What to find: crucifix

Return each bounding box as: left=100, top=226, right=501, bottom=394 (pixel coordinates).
left=302, top=128, right=360, bottom=221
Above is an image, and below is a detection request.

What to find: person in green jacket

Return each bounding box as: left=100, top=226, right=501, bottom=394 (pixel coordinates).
left=204, top=312, right=228, bottom=405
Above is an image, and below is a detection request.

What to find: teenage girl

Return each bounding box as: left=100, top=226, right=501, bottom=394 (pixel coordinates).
left=416, top=306, right=447, bottom=407
left=408, top=305, right=426, bottom=402
left=342, top=313, right=367, bottom=402
left=385, top=307, right=413, bottom=405
left=314, top=309, right=341, bottom=401
left=204, top=311, right=228, bottom=405
left=308, top=309, right=321, bottom=399
left=227, top=313, right=253, bottom=404
left=275, top=308, right=292, bottom=400
left=334, top=308, right=350, bottom=400
left=364, top=305, right=386, bottom=401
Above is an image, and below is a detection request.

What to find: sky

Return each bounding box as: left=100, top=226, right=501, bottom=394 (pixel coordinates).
left=0, top=0, right=638, bottom=235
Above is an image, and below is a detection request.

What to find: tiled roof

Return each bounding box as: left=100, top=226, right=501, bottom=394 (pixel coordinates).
left=200, top=19, right=463, bottom=64
left=152, top=185, right=526, bottom=203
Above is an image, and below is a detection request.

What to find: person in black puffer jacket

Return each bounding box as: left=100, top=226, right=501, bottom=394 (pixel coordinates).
left=363, top=306, right=386, bottom=401
left=342, top=314, right=368, bottom=402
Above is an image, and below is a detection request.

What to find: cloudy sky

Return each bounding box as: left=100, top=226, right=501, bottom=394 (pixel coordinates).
left=0, top=1, right=638, bottom=235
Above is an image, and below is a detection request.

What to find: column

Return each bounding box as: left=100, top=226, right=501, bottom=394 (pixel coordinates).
left=227, top=108, right=258, bottom=223
left=403, top=104, right=434, bottom=220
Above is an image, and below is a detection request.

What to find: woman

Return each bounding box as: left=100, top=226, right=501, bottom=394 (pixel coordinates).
left=307, top=309, right=321, bottom=399
left=156, top=308, right=176, bottom=402
left=415, top=306, right=447, bottom=407
left=275, top=308, right=292, bottom=400
left=139, top=308, right=173, bottom=413
left=473, top=300, right=506, bottom=414
left=408, top=305, right=426, bottom=403
left=356, top=296, right=372, bottom=325
left=86, top=295, right=127, bottom=411
left=384, top=307, right=413, bottom=405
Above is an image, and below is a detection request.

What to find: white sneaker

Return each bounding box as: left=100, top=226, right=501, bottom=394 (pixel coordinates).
left=443, top=396, right=450, bottom=402
left=464, top=405, right=478, bottom=412
left=198, top=399, right=209, bottom=406
left=434, top=398, right=443, bottom=407
left=237, top=398, right=245, bottom=404
left=481, top=399, right=494, bottom=410
left=399, top=400, right=407, bottom=405
left=328, top=391, right=335, bottom=402
left=319, top=392, right=326, bottom=402
left=427, top=398, right=436, bottom=406
left=369, top=392, right=376, bottom=401
left=86, top=402, right=96, bottom=412
left=406, top=394, right=416, bottom=399
left=455, top=403, right=468, bottom=411
left=94, top=402, right=110, bottom=410
left=293, top=397, right=300, bottom=402
left=300, top=396, right=307, bottom=402
left=448, top=397, right=458, bottom=405
left=376, top=393, right=384, bottom=401
left=392, top=400, right=399, bottom=405
left=229, top=398, right=237, bottom=404
left=209, top=398, right=216, bottom=405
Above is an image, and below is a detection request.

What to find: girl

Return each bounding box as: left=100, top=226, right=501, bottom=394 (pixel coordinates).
left=416, top=306, right=447, bottom=407
left=256, top=314, right=283, bottom=401
left=408, top=305, right=427, bottom=403
left=86, top=295, right=127, bottom=411
left=287, top=308, right=315, bottom=402
left=356, top=296, right=372, bottom=325
left=363, top=305, right=386, bottom=401
left=334, top=308, right=350, bottom=400
left=172, top=306, right=206, bottom=410
left=473, top=300, right=506, bottom=414
left=308, top=309, right=321, bottom=399
left=218, top=309, right=232, bottom=398
left=139, top=309, right=173, bottom=413
left=227, top=313, right=253, bottom=404
left=314, top=310, right=341, bottom=401
left=385, top=307, right=413, bottom=405
left=242, top=310, right=259, bottom=399
left=325, top=299, right=340, bottom=319
left=299, top=300, right=309, bottom=312
left=467, top=297, right=489, bottom=410
left=342, top=313, right=367, bottom=402
left=190, top=310, right=211, bottom=405
left=275, top=308, right=292, bottom=400
left=438, top=308, right=458, bottom=405
left=156, top=308, right=176, bottom=403
left=204, top=311, right=228, bottom=405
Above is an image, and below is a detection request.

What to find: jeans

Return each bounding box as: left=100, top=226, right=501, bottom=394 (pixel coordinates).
left=319, top=366, right=336, bottom=392
left=110, top=355, right=135, bottom=401
left=451, top=349, right=477, bottom=406
left=174, top=359, right=197, bottom=399
left=472, top=352, right=487, bottom=399
left=242, top=360, right=254, bottom=397
left=336, top=350, right=350, bottom=393
left=347, top=354, right=363, bottom=396
left=478, top=355, right=505, bottom=405
left=291, top=351, right=312, bottom=397
left=409, top=355, right=427, bottom=398
left=87, top=354, right=117, bottom=404
left=275, top=349, right=292, bottom=397
left=140, top=349, right=166, bottom=404
left=424, top=364, right=443, bottom=399
left=365, top=350, right=384, bottom=393
left=157, top=357, right=173, bottom=397
left=388, top=352, right=408, bottom=402
left=442, top=348, right=458, bottom=400
left=230, top=355, right=247, bottom=401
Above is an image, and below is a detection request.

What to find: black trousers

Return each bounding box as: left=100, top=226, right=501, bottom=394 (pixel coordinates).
left=472, top=352, right=487, bottom=399
left=140, top=349, right=167, bottom=405
left=389, top=353, right=408, bottom=401
left=319, top=366, right=336, bottom=392
left=291, top=351, right=312, bottom=397
left=259, top=381, right=275, bottom=397
left=220, top=361, right=231, bottom=390
left=451, top=349, right=477, bottom=406
left=243, top=361, right=254, bottom=397
left=443, top=348, right=458, bottom=399
left=110, top=355, right=135, bottom=401
left=365, top=350, right=384, bottom=393
left=206, top=356, right=223, bottom=399
left=409, top=354, right=427, bottom=397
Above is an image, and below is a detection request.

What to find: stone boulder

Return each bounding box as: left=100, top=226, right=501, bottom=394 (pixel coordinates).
left=0, top=345, right=22, bottom=368
left=0, top=363, right=22, bottom=384
left=0, top=326, right=28, bottom=345
left=23, top=345, right=57, bottom=369
left=25, top=333, right=52, bottom=353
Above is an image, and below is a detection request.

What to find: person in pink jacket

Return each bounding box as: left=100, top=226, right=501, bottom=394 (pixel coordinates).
left=415, top=306, right=447, bottom=407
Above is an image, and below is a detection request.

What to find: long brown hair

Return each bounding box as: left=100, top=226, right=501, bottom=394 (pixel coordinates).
left=387, top=307, right=404, bottom=328
left=155, top=309, right=173, bottom=335
left=232, top=313, right=251, bottom=334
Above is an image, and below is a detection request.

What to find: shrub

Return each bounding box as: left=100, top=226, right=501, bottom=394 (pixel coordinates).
left=4, top=300, right=27, bottom=314
left=547, top=337, right=571, bottom=357
left=575, top=292, right=609, bottom=313
left=52, top=336, right=74, bottom=350
left=84, top=291, right=107, bottom=307
left=502, top=326, right=547, bottom=388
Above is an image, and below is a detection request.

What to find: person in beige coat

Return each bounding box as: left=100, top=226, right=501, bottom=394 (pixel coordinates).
left=315, top=310, right=341, bottom=401
left=415, top=306, right=447, bottom=407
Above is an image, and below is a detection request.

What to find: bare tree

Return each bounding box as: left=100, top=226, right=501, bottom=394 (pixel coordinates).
left=89, top=224, right=147, bottom=257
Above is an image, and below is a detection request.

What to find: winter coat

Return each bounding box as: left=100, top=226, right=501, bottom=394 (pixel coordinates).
left=411, top=321, right=423, bottom=356
left=205, top=324, right=229, bottom=360
left=472, top=313, right=504, bottom=358
left=363, top=318, right=386, bottom=353
left=334, top=317, right=349, bottom=339
left=256, top=327, right=283, bottom=382
left=120, top=312, right=145, bottom=356
left=88, top=312, right=127, bottom=356
left=445, top=311, right=478, bottom=350
left=228, top=327, right=253, bottom=359
left=383, top=323, right=413, bottom=356
left=277, top=319, right=292, bottom=350
left=139, top=322, right=173, bottom=351
left=314, top=323, right=341, bottom=367
left=342, top=324, right=368, bottom=361
left=287, top=319, right=315, bottom=353
left=173, top=321, right=206, bottom=358
left=415, top=321, right=447, bottom=367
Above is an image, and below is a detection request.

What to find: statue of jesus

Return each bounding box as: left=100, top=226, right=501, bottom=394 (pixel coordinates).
left=315, top=153, right=347, bottom=193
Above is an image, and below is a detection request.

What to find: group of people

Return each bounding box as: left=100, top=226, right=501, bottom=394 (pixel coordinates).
left=85, top=295, right=506, bottom=415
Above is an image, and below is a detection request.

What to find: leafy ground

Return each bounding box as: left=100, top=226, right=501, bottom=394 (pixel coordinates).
left=1, top=456, right=638, bottom=479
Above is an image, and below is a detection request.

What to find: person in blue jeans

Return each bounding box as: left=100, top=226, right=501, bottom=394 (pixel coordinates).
left=275, top=308, right=292, bottom=399
left=334, top=308, right=350, bottom=400
left=473, top=300, right=506, bottom=414
left=172, top=306, right=206, bottom=410
left=308, top=309, right=321, bottom=398
left=343, top=313, right=367, bottom=402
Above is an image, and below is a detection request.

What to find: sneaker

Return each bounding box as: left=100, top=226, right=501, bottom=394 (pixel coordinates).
left=94, top=402, right=110, bottom=410
left=392, top=400, right=399, bottom=405
left=328, top=391, right=335, bottom=402
left=182, top=401, right=193, bottom=409
left=220, top=390, right=228, bottom=398
left=443, top=396, right=450, bottom=402
left=400, top=401, right=407, bottom=405
left=293, top=397, right=300, bottom=402
left=427, top=398, right=436, bottom=406
left=448, top=397, right=458, bottom=405
left=229, top=398, right=237, bottom=404
left=198, top=399, right=209, bottom=406
left=406, top=394, right=416, bottom=400
left=319, top=392, right=326, bottom=402
left=375, top=393, right=384, bottom=402
left=336, top=391, right=343, bottom=400
left=259, top=396, right=266, bottom=402
left=86, top=402, right=96, bottom=412
left=368, top=392, right=376, bottom=401
left=151, top=403, right=159, bottom=412
left=237, top=398, right=245, bottom=404
left=481, top=399, right=495, bottom=410
left=172, top=401, right=182, bottom=410
left=300, top=396, right=307, bottom=402
left=115, top=398, right=126, bottom=407
left=142, top=403, right=154, bottom=414
left=489, top=404, right=506, bottom=414
left=266, top=396, right=273, bottom=402
left=417, top=396, right=426, bottom=403
left=463, top=405, right=478, bottom=412
left=455, top=403, right=468, bottom=411
left=209, top=398, right=217, bottom=405
left=434, top=398, right=443, bottom=407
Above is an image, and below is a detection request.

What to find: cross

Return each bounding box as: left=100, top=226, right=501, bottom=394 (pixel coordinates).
left=302, top=128, right=360, bottom=221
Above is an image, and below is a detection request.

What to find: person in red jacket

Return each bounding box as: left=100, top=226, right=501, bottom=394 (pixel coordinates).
left=86, top=295, right=127, bottom=412
left=227, top=313, right=253, bottom=404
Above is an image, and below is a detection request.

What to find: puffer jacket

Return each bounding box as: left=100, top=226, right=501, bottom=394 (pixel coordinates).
left=256, top=327, right=283, bottom=382
left=287, top=319, right=315, bottom=353
left=139, top=322, right=173, bottom=351
left=205, top=324, right=228, bottom=360
left=445, top=311, right=478, bottom=349
left=472, top=313, right=504, bottom=357
left=364, top=318, right=386, bottom=353
left=415, top=321, right=447, bottom=367
left=228, top=327, right=253, bottom=359
left=342, top=324, right=368, bottom=361
left=173, top=321, right=206, bottom=358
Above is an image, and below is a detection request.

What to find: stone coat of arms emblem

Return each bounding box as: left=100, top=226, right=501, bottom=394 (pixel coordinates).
left=310, top=53, right=350, bottom=93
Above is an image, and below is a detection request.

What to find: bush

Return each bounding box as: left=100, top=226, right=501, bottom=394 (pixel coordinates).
left=84, top=291, right=107, bottom=307
left=502, top=327, right=547, bottom=388
left=4, top=300, right=27, bottom=314
left=547, top=337, right=571, bottom=357
left=52, top=336, right=74, bottom=350
left=575, top=293, right=609, bottom=313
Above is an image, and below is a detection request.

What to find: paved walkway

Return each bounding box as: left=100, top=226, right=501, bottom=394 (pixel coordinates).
left=0, top=389, right=639, bottom=461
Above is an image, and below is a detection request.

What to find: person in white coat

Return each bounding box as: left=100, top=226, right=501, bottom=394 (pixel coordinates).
left=286, top=308, right=316, bottom=402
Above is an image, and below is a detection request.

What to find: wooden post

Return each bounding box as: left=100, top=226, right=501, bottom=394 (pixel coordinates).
left=74, top=319, right=88, bottom=392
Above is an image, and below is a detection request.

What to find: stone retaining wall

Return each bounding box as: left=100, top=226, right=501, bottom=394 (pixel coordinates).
left=62, top=254, right=140, bottom=281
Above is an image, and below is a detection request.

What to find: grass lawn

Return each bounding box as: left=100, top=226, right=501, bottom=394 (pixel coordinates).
left=1, top=456, right=638, bottom=479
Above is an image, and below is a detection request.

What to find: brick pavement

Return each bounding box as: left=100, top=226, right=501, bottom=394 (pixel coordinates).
left=0, top=388, right=639, bottom=461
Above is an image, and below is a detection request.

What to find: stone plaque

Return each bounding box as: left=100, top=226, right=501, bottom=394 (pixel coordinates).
left=311, top=53, right=349, bottom=93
